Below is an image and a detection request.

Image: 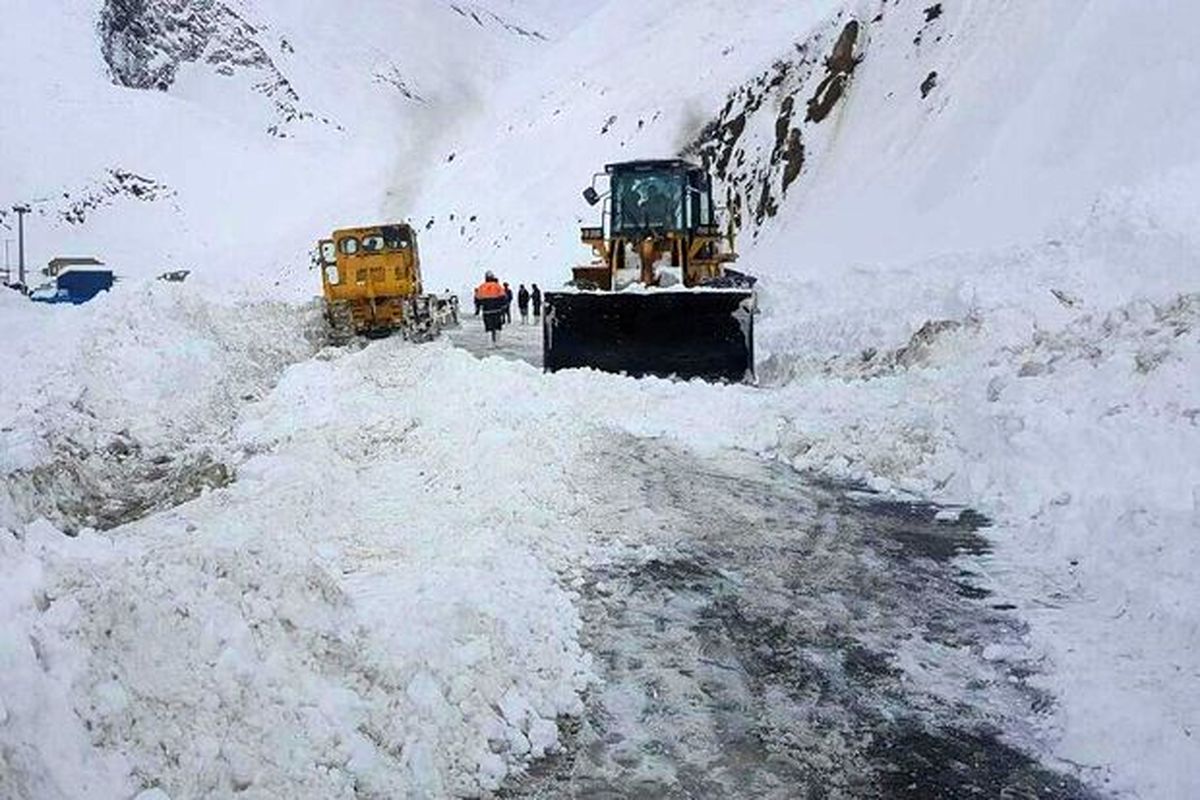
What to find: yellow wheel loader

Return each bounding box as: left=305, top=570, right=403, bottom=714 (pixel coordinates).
left=315, top=223, right=444, bottom=343
left=543, top=159, right=756, bottom=382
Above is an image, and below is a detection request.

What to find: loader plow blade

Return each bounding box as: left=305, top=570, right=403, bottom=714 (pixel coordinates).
left=543, top=290, right=754, bottom=382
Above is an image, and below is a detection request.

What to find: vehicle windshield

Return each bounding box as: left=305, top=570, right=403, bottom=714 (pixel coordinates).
left=336, top=229, right=412, bottom=256
left=611, top=169, right=684, bottom=233
left=381, top=225, right=411, bottom=249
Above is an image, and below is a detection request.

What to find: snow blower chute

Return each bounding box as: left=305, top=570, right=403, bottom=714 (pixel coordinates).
left=543, top=160, right=756, bottom=382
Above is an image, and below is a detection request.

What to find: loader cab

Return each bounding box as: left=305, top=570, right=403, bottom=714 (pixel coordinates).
left=604, top=160, right=715, bottom=236
left=579, top=160, right=727, bottom=290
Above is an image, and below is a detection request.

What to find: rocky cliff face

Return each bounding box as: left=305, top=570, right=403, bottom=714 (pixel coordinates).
left=683, top=12, right=865, bottom=235
left=681, top=1, right=958, bottom=241
left=98, top=0, right=310, bottom=136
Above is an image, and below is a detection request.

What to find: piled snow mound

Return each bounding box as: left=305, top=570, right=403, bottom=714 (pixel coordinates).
left=758, top=276, right=1199, bottom=796
left=0, top=286, right=319, bottom=532
left=1, top=509, right=586, bottom=798
left=0, top=526, right=134, bottom=800
left=2, top=340, right=603, bottom=798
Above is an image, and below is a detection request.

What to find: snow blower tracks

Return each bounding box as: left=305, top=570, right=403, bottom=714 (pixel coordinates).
left=503, top=440, right=1100, bottom=799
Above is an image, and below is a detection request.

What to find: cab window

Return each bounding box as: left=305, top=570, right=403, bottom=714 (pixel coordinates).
left=339, top=237, right=360, bottom=255
left=382, top=226, right=411, bottom=249
left=611, top=169, right=684, bottom=233
left=362, top=235, right=385, bottom=252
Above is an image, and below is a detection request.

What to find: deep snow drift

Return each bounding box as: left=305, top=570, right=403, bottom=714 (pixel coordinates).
left=2, top=0, right=1198, bottom=798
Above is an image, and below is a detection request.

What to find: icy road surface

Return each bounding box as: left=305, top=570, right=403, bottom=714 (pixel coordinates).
left=498, top=448, right=1100, bottom=800
left=447, top=323, right=1100, bottom=799
left=444, top=314, right=544, bottom=369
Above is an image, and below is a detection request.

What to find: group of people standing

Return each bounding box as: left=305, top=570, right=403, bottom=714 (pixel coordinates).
left=473, top=272, right=543, bottom=343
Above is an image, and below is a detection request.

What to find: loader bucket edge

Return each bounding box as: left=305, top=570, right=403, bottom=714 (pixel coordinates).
left=543, top=290, right=755, bottom=383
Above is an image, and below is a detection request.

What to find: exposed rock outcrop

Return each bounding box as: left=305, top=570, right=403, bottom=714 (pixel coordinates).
left=683, top=16, right=865, bottom=233
left=98, top=0, right=312, bottom=136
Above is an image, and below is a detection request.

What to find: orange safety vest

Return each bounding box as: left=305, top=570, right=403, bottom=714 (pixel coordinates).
left=475, top=280, right=506, bottom=300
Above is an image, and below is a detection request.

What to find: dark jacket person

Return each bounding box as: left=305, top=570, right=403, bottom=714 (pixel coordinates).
left=517, top=285, right=530, bottom=323
left=475, top=272, right=507, bottom=342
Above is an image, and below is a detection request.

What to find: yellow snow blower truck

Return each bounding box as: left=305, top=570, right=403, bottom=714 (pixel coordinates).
left=315, top=222, right=442, bottom=342
left=542, top=159, right=756, bottom=382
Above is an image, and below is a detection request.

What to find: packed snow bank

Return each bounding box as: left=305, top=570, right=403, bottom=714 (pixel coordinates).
left=1, top=336, right=612, bottom=798
left=0, top=525, right=134, bottom=800
left=0, top=285, right=319, bottom=532
left=751, top=197, right=1200, bottom=797
left=777, top=304, right=1197, bottom=798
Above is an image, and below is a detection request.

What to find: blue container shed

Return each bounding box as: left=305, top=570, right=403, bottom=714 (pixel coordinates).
left=29, top=269, right=115, bottom=305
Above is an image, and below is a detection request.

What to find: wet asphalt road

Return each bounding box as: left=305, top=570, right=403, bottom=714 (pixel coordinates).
left=447, top=327, right=1102, bottom=800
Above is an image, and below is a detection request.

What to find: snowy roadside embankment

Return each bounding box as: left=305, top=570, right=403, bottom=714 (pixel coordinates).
left=0, top=285, right=320, bottom=532
left=751, top=207, right=1200, bottom=798
left=3, top=331, right=627, bottom=798
left=768, top=291, right=1198, bottom=797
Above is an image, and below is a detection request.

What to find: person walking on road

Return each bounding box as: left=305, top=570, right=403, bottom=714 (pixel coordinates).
left=475, top=271, right=507, bottom=344
left=517, top=284, right=530, bottom=324
left=531, top=284, right=542, bottom=321
left=503, top=283, right=514, bottom=324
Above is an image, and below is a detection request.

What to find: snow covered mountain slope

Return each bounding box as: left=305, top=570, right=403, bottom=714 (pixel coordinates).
left=411, top=0, right=1200, bottom=299
left=0, top=0, right=558, bottom=291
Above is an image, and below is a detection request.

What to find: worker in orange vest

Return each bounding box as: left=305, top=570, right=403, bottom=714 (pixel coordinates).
left=474, top=271, right=507, bottom=344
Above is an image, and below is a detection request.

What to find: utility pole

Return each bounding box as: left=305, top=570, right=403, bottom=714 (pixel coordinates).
left=13, top=205, right=30, bottom=287
left=2, top=238, right=10, bottom=284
